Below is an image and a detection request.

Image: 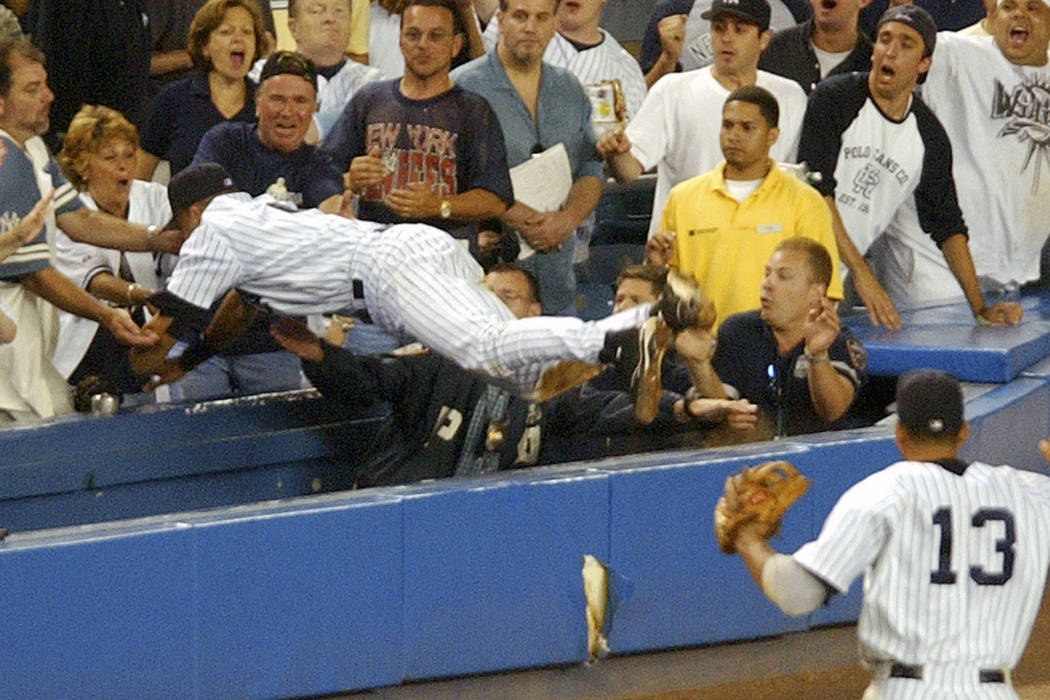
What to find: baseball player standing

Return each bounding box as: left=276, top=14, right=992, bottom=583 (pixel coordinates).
left=725, top=369, right=1050, bottom=698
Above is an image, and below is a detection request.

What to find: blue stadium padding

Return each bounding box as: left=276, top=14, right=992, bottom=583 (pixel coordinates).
left=596, top=443, right=812, bottom=653
left=0, top=390, right=386, bottom=533
left=0, top=524, right=198, bottom=700
left=961, top=376, right=1050, bottom=475
left=843, top=293, right=1050, bottom=382
left=782, top=428, right=900, bottom=626
left=194, top=492, right=403, bottom=698
left=400, top=467, right=608, bottom=679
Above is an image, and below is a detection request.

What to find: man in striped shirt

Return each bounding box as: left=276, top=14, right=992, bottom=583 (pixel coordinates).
left=149, top=163, right=695, bottom=410
left=727, top=369, right=1050, bottom=697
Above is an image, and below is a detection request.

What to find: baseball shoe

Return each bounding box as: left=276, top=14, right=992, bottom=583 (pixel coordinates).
left=655, top=270, right=716, bottom=333
left=602, top=316, right=673, bottom=425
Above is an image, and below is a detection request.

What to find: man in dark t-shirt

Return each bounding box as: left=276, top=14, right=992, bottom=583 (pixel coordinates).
left=193, top=50, right=344, bottom=211
left=322, top=0, right=513, bottom=242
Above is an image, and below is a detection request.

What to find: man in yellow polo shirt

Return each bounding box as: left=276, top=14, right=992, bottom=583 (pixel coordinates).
left=647, top=85, right=841, bottom=329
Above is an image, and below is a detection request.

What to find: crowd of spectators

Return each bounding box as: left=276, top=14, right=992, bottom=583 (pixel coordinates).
left=0, top=0, right=1042, bottom=484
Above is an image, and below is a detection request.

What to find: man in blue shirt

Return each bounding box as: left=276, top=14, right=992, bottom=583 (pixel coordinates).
left=452, top=0, right=603, bottom=314
left=193, top=50, right=345, bottom=211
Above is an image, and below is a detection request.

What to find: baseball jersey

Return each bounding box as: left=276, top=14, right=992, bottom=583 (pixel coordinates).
left=0, top=131, right=83, bottom=417
left=480, top=25, right=648, bottom=121
left=922, top=32, right=1050, bottom=286
left=166, top=192, right=648, bottom=394
left=794, top=459, right=1050, bottom=690
left=53, top=181, right=170, bottom=378
left=800, top=73, right=964, bottom=259
left=627, top=66, right=807, bottom=235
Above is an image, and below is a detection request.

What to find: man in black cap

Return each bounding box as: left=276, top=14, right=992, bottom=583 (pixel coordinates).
left=798, top=4, right=1022, bottom=329
left=723, top=367, right=1050, bottom=697
left=192, top=50, right=347, bottom=212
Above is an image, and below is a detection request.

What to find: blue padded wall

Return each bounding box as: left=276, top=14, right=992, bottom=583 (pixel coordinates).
left=596, top=444, right=812, bottom=653
left=0, top=525, right=198, bottom=700
left=401, top=467, right=609, bottom=679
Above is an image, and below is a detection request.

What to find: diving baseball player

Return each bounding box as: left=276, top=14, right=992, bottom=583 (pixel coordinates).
left=723, top=369, right=1050, bottom=698
left=147, top=164, right=702, bottom=410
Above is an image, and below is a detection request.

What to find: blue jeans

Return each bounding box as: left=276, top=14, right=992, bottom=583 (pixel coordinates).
left=166, top=342, right=305, bottom=401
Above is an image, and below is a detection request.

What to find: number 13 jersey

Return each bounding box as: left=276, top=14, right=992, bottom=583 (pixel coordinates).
left=794, top=459, right=1050, bottom=670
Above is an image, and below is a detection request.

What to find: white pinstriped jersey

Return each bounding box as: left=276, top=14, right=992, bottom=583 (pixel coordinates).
left=166, top=193, right=646, bottom=392
left=481, top=24, right=648, bottom=120
left=794, top=459, right=1050, bottom=694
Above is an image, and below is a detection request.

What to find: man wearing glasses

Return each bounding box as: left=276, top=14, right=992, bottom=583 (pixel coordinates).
left=322, top=0, right=513, bottom=244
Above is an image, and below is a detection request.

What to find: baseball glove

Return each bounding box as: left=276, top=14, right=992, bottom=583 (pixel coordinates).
left=714, top=461, right=808, bottom=554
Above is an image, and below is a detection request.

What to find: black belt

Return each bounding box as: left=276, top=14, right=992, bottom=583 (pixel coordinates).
left=889, top=662, right=1005, bottom=683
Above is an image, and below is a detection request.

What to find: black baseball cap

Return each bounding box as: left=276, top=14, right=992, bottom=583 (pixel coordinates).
left=876, top=4, right=937, bottom=57
left=896, top=369, right=964, bottom=437
left=259, top=50, right=318, bottom=92
left=701, top=0, right=771, bottom=31
left=168, top=163, right=238, bottom=219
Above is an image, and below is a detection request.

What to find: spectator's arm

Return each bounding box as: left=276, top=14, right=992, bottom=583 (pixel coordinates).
left=0, top=306, right=14, bottom=344
left=57, top=207, right=185, bottom=254
left=386, top=183, right=508, bottom=221
left=940, top=233, right=1023, bottom=325
left=150, top=50, right=193, bottom=77
left=644, top=13, right=686, bottom=88
left=802, top=298, right=855, bottom=422
left=596, top=126, right=644, bottom=182
left=455, top=0, right=486, bottom=58
left=135, top=149, right=162, bottom=181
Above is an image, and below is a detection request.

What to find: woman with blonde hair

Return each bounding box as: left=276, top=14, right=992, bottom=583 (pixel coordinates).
left=55, top=105, right=172, bottom=403
left=138, top=0, right=270, bottom=180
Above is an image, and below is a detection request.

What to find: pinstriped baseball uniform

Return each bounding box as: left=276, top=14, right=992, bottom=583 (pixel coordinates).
left=794, top=459, right=1050, bottom=698
left=166, top=192, right=646, bottom=393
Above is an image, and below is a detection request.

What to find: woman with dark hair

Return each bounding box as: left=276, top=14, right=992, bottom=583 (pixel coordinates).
left=54, top=105, right=171, bottom=402
left=137, top=0, right=270, bottom=179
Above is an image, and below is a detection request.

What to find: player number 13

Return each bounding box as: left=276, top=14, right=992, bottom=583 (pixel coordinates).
left=930, top=507, right=1016, bottom=586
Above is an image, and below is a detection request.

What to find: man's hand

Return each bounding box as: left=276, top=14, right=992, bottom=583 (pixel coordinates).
left=150, top=227, right=188, bottom=255
left=977, top=301, right=1023, bottom=326
left=270, top=316, right=324, bottom=363
left=677, top=397, right=758, bottom=429
left=347, top=146, right=388, bottom=193
left=852, top=267, right=901, bottom=329
left=802, top=297, right=840, bottom=357
left=0, top=189, right=53, bottom=261
left=386, top=181, right=441, bottom=219
left=645, top=231, right=675, bottom=267
left=596, top=126, right=632, bottom=159
left=102, top=308, right=159, bottom=347
left=1039, top=436, right=1050, bottom=464
left=674, top=326, right=716, bottom=364
left=657, top=13, right=687, bottom=63
left=517, top=209, right=576, bottom=251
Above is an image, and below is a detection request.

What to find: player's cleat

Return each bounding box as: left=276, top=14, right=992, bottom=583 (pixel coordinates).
left=655, top=269, right=716, bottom=333
left=529, top=361, right=604, bottom=402
left=599, top=316, right=675, bottom=425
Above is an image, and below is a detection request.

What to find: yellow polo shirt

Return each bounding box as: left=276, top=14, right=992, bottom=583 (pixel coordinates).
left=659, top=160, right=842, bottom=330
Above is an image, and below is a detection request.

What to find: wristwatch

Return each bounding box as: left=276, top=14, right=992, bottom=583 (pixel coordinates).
left=439, top=199, right=452, bottom=219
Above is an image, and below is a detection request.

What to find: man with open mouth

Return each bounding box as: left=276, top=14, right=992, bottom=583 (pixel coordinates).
left=798, top=4, right=1022, bottom=329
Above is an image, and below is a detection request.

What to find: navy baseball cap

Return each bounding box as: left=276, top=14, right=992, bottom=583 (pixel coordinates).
left=259, top=50, right=318, bottom=92
left=876, top=4, right=937, bottom=57
left=168, top=163, right=238, bottom=219
left=702, top=0, right=771, bottom=31
left=896, top=369, right=964, bottom=437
